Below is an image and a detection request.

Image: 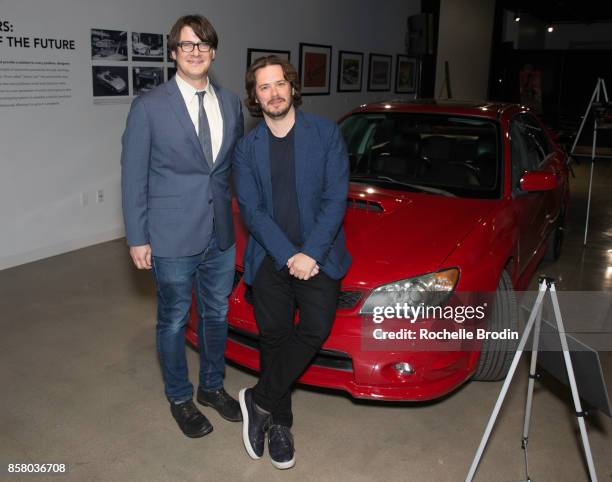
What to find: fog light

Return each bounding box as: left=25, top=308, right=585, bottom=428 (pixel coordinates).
left=394, top=362, right=414, bottom=376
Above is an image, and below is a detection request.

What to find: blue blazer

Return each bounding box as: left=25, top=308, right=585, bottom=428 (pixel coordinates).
left=233, top=110, right=351, bottom=285
left=121, top=77, right=244, bottom=256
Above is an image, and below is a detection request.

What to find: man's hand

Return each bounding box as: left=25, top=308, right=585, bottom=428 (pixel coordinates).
left=287, top=253, right=318, bottom=280
left=129, top=244, right=152, bottom=270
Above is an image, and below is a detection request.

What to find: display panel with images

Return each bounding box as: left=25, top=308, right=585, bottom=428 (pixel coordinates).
left=131, top=32, right=164, bottom=62
left=91, top=29, right=127, bottom=61
left=92, top=66, right=129, bottom=96
left=133, top=67, right=163, bottom=96
left=299, top=43, right=332, bottom=95
left=368, top=53, right=392, bottom=92
left=337, top=51, right=363, bottom=92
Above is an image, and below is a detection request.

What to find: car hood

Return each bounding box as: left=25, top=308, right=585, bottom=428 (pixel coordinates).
left=343, top=183, right=498, bottom=288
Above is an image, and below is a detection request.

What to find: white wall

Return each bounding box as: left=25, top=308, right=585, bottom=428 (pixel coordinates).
left=434, top=0, right=495, bottom=100
left=0, top=0, right=419, bottom=270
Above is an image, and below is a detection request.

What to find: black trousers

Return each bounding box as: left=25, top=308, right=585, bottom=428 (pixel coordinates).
left=252, top=256, right=340, bottom=427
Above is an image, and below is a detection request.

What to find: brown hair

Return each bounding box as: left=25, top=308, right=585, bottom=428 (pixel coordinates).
left=244, top=55, right=302, bottom=117
left=168, top=15, right=218, bottom=52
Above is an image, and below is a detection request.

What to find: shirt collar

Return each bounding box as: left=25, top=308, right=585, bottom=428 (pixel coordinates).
left=174, top=73, right=216, bottom=103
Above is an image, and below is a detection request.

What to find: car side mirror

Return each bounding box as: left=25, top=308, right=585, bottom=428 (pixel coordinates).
left=519, top=170, right=557, bottom=192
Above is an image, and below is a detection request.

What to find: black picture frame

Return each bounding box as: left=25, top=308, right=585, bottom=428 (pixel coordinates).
left=337, top=50, right=363, bottom=92
left=395, top=55, right=418, bottom=94
left=367, top=53, right=392, bottom=92
left=298, top=42, right=332, bottom=96
left=246, top=48, right=291, bottom=68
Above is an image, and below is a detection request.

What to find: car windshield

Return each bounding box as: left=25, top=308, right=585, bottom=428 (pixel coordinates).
left=339, top=112, right=501, bottom=199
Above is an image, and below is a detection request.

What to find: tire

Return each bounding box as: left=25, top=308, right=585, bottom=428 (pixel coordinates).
left=544, top=210, right=565, bottom=262
left=472, top=270, right=519, bottom=381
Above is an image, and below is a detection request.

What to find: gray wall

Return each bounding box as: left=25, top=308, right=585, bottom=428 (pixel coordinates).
left=0, top=0, right=419, bottom=269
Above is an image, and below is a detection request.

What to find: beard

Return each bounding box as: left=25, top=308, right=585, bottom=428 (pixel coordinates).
left=260, top=95, right=293, bottom=119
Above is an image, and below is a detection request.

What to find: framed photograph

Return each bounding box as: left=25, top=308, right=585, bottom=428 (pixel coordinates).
left=131, top=32, right=164, bottom=62
left=367, top=53, right=392, bottom=92
left=166, top=66, right=177, bottom=81
left=298, top=43, right=332, bottom=96
left=166, top=35, right=172, bottom=63
left=396, top=55, right=418, bottom=94
left=133, top=67, right=163, bottom=96
left=91, top=29, right=127, bottom=61
left=337, top=51, right=363, bottom=92
left=92, top=66, right=129, bottom=97
left=247, top=48, right=291, bottom=68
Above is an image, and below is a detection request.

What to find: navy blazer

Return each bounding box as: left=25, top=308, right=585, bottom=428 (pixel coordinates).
left=121, top=77, right=244, bottom=256
left=233, top=110, right=351, bottom=285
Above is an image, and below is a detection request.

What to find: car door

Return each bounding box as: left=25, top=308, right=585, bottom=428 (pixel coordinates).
left=509, top=115, right=550, bottom=274
left=525, top=114, right=568, bottom=226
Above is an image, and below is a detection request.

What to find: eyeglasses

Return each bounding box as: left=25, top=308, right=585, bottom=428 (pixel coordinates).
left=178, top=41, right=212, bottom=53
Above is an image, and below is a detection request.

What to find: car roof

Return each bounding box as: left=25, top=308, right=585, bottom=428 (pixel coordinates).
left=347, top=99, right=526, bottom=120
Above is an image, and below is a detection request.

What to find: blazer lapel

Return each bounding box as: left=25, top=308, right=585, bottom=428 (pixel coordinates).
left=212, top=84, right=229, bottom=172
left=293, top=110, right=310, bottom=212
left=253, top=124, right=273, bottom=212
left=164, top=79, right=208, bottom=168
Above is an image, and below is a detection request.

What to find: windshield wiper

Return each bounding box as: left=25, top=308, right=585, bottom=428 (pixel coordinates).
left=350, top=175, right=456, bottom=197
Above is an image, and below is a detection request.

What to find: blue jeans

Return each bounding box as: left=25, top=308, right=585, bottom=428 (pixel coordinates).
left=152, top=234, right=235, bottom=403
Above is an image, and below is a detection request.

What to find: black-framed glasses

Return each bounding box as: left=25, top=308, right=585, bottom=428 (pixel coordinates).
left=178, top=41, right=212, bottom=53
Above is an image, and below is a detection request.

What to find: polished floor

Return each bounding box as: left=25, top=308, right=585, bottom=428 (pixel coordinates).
left=1, top=158, right=611, bottom=482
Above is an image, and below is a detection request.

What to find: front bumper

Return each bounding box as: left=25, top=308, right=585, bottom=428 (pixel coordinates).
left=213, top=280, right=481, bottom=402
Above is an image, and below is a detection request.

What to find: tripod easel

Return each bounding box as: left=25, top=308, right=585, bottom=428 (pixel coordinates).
left=465, top=277, right=598, bottom=482
left=570, top=78, right=609, bottom=246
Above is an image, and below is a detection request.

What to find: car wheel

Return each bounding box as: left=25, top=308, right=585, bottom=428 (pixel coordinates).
left=544, top=210, right=565, bottom=262
left=472, top=270, right=518, bottom=381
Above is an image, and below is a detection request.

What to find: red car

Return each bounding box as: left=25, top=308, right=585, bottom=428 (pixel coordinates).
left=187, top=100, right=570, bottom=401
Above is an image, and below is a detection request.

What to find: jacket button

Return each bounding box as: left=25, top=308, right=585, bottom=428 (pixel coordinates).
left=208, top=199, right=213, bottom=204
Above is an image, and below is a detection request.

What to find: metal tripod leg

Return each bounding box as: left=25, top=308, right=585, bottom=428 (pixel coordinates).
left=584, top=118, right=597, bottom=246
left=465, top=281, right=548, bottom=482
left=570, top=79, right=601, bottom=156
left=521, top=293, right=544, bottom=482
left=549, top=284, right=598, bottom=481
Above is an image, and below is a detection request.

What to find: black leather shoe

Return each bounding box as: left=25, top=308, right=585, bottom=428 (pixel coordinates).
left=197, top=387, right=242, bottom=422
left=268, top=424, right=296, bottom=469
left=170, top=400, right=213, bottom=438
left=239, top=388, right=270, bottom=459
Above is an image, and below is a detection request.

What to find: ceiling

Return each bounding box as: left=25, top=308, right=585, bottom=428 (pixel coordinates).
left=500, top=0, right=612, bottom=24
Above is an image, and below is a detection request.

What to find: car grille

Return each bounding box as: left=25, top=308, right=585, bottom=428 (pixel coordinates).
left=227, top=326, right=353, bottom=372
left=337, top=290, right=362, bottom=309
left=346, top=197, right=384, bottom=212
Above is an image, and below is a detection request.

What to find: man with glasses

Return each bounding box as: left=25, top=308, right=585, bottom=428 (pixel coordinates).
left=121, top=14, right=244, bottom=438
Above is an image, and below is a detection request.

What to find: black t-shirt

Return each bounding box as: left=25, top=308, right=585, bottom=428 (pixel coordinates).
left=269, top=126, right=302, bottom=247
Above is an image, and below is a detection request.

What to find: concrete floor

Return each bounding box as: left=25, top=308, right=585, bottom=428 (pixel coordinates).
left=1, top=159, right=612, bottom=482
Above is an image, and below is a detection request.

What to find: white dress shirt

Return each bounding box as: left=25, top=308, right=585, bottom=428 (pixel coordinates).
left=174, top=73, right=224, bottom=163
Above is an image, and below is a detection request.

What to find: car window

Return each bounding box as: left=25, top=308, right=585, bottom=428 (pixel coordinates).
left=509, top=119, right=532, bottom=192
left=339, top=112, right=501, bottom=199
left=518, top=113, right=552, bottom=167
left=522, top=114, right=552, bottom=156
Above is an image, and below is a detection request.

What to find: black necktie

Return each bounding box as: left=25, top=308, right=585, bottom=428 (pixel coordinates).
left=195, top=91, right=214, bottom=169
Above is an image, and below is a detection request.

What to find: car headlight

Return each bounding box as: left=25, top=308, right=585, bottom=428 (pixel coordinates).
left=359, top=268, right=459, bottom=314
